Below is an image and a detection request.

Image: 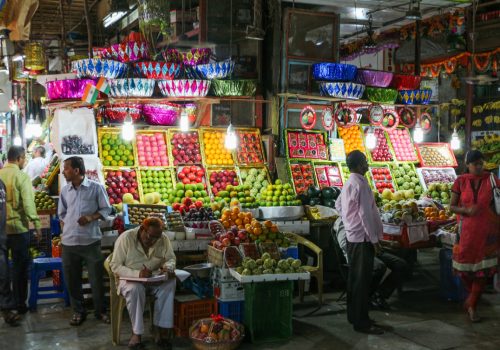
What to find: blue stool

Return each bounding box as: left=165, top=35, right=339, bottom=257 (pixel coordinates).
left=29, top=257, right=70, bottom=311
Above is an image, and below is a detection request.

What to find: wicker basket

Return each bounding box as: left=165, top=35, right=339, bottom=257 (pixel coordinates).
left=208, top=245, right=224, bottom=267
left=189, top=317, right=244, bottom=350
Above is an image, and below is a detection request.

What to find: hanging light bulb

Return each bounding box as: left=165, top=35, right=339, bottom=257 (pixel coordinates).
left=31, top=114, right=43, bottom=138
left=365, top=127, right=377, bottom=150
left=121, top=112, right=135, bottom=141
left=25, top=117, right=35, bottom=139
left=179, top=110, right=189, bottom=132
left=450, top=129, right=460, bottom=150
left=413, top=124, right=424, bottom=143
left=224, top=123, right=238, bottom=150
left=13, top=133, right=22, bottom=146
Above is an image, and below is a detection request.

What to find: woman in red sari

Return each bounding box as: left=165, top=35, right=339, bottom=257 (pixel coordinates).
left=450, top=150, right=500, bottom=322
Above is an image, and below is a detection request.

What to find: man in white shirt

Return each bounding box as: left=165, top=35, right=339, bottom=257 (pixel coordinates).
left=110, top=217, right=176, bottom=349
left=24, top=145, right=51, bottom=180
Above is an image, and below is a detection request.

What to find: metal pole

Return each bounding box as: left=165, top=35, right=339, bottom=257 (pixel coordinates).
left=414, top=19, right=421, bottom=75
left=83, top=0, right=93, bottom=58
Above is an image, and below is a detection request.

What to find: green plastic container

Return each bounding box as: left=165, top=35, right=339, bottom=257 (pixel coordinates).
left=243, top=281, right=293, bottom=343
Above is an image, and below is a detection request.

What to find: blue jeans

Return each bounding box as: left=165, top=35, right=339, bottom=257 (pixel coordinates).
left=0, top=244, right=16, bottom=310
left=7, top=232, right=30, bottom=309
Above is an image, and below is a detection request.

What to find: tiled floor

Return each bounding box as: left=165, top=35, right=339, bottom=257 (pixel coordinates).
left=1, top=248, right=499, bottom=349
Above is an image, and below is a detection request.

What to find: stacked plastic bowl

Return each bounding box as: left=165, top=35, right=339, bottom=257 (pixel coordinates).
left=392, top=74, right=432, bottom=105
left=314, top=63, right=365, bottom=100
left=356, top=69, right=398, bottom=104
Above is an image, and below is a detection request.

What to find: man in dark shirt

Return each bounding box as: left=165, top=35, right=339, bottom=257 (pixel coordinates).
left=0, top=179, right=20, bottom=326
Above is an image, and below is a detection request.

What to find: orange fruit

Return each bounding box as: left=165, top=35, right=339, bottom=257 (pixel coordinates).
left=264, top=220, right=273, bottom=228
left=232, top=207, right=240, bottom=214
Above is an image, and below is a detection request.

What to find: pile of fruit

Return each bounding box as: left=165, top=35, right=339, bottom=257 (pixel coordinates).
left=387, top=128, right=418, bottom=161
left=202, top=131, right=234, bottom=165
left=239, top=167, right=270, bottom=198
left=215, top=184, right=258, bottom=209
left=34, top=191, right=56, bottom=210
left=234, top=253, right=305, bottom=275
left=390, top=163, right=422, bottom=197
left=181, top=206, right=216, bottom=228
left=105, top=170, right=140, bottom=205
left=136, top=133, right=169, bottom=167
left=171, top=183, right=210, bottom=207
left=472, top=133, right=500, bottom=154
left=212, top=225, right=251, bottom=248
left=170, top=131, right=202, bottom=165
left=177, top=165, right=206, bottom=185
left=380, top=188, right=417, bottom=205
left=420, top=169, right=456, bottom=185
left=100, top=132, right=135, bottom=167
left=338, top=125, right=365, bottom=155
left=290, top=163, right=315, bottom=194
left=367, top=128, right=393, bottom=161
left=298, top=185, right=340, bottom=208
left=127, top=205, right=167, bottom=226
left=418, top=144, right=455, bottom=167
left=140, top=169, right=173, bottom=204
left=208, top=169, right=239, bottom=196
left=235, top=130, right=265, bottom=164
left=257, top=180, right=301, bottom=207
left=340, top=163, right=351, bottom=181
left=425, top=182, right=452, bottom=204
left=172, top=197, right=206, bottom=215
left=380, top=199, right=425, bottom=224
left=219, top=206, right=256, bottom=230
left=190, top=317, right=244, bottom=344
left=33, top=155, right=59, bottom=187
left=423, top=207, right=452, bottom=221
left=369, top=167, right=395, bottom=193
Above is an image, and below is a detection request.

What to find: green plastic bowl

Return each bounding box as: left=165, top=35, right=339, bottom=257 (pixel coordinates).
left=211, top=79, right=257, bottom=97
left=365, top=87, right=398, bottom=104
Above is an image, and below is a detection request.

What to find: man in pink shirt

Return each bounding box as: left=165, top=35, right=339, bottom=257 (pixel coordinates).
left=336, top=150, right=384, bottom=335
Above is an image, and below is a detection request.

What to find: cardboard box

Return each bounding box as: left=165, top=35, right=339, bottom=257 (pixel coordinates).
left=213, top=280, right=244, bottom=301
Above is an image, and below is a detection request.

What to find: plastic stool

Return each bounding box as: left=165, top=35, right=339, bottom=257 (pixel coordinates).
left=29, top=257, right=70, bottom=311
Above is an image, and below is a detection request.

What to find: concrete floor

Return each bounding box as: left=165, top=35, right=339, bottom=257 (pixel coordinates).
left=1, top=248, right=500, bottom=350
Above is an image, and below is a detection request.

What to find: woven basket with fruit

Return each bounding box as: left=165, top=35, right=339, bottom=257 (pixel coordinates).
left=190, top=315, right=245, bottom=350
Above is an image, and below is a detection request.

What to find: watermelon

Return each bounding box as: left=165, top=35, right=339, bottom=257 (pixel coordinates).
left=298, top=193, right=310, bottom=205
left=321, top=187, right=335, bottom=199
left=309, top=197, right=321, bottom=206
left=323, top=199, right=336, bottom=208
left=307, top=185, right=321, bottom=199
left=331, top=186, right=341, bottom=200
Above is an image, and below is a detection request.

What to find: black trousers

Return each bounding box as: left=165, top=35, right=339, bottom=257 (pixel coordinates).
left=6, top=232, right=30, bottom=309
left=372, top=252, right=409, bottom=299
left=0, top=245, right=16, bottom=311
left=346, top=241, right=374, bottom=329
left=62, top=240, right=106, bottom=317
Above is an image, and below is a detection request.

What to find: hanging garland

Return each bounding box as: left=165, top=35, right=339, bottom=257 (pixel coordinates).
left=400, top=48, right=500, bottom=77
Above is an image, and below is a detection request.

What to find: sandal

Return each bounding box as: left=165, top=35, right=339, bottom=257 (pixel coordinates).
left=69, top=312, right=87, bottom=326
left=127, top=342, right=145, bottom=349
left=2, top=310, right=21, bottom=326
left=97, top=313, right=111, bottom=324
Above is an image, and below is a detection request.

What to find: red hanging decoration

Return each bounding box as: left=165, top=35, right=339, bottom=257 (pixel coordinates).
left=334, top=104, right=357, bottom=128
left=398, top=107, right=417, bottom=128
left=420, top=112, right=432, bottom=133
left=300, top=105, right=317, bottom=130
left=380, top=109, right=400, bottom=131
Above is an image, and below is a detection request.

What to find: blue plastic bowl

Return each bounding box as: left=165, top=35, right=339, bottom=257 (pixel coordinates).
left=398, top=89, right=433, bottom=105
left=186, top=60, right=235, bottom=80
left=108, top=78, right=156, bottom=97
left=312, top=63, right=358, bottom=82
left=73, top=58, right=127, bottom=79
left=319, top=82, right=365, bottom=99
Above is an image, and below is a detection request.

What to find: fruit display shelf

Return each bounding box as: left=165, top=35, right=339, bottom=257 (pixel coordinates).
left=206, top=167, right=239, bottom=196
left=415, top=143, right=458, bottom=168
left=337, top=125, right=366, bottom=156
left=361, top=126, right=394, bottom=163
left=134, top=130, right=170, bottom=167
left=44, top=162, right=60, bottom=188
left=234, top=127, right=266, bottom=165
left=313, top=161, right=343, bottom=188
left=285, top=129, right=329, bottom=161
left=368, top=164, right=396, bottom=193
left=339, top=162, right=351, bottom=183
left=386, top=127, right=418, bottom=162
left=174, top=166, right=211, bottom=203
left=98, top=128, right=137, bottom=167
left=167, top=129, right=203, bottom=166
left=104, top=168, right=141, bottom=204
left=199, top=128, right=236, bottom=166
left=136, top=168, right=177, bottom=205
left=288, top=161, right=316, bottom=195
left=416, top=167, right=457, bottom=191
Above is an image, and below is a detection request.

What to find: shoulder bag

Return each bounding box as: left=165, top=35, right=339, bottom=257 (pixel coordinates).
left=490, top=173, right=500, bottom=215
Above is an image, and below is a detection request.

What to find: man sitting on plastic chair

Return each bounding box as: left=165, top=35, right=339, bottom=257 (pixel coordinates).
left=110, top=217, right=176, bottom=350
left=334, top=217, right=409, bottom=310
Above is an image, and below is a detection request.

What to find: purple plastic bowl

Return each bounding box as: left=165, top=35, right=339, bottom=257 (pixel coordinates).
left=142, top=103, right=180, bottom=126
left=181, top=48, right=212, bottom=66
left=45, top=78, right=97, bottom=100
left=356, top=69, right=394, bottom=88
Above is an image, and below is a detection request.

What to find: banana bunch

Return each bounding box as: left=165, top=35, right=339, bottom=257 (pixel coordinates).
left=451, top=108, right=462, bottom=117
left=473, top=105, right=483, bottom=114
left=472, top=119, right=483, bottom=127
left=451, top=99, right=465, bottom=106
left=307, top=207, right=322, bottom=220
left=52, top=237, right=61, bottom=247
left=485, top=115, right=494, bottom=124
